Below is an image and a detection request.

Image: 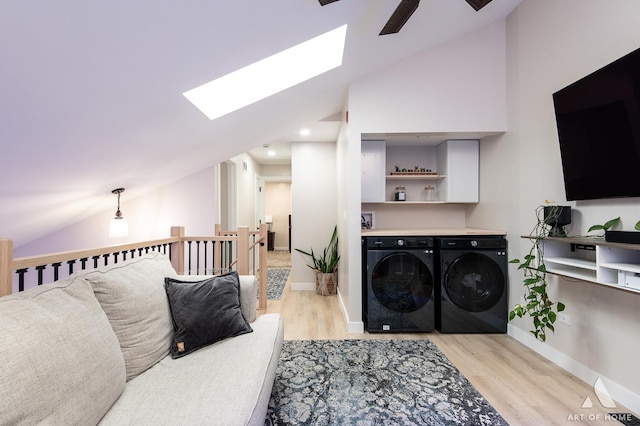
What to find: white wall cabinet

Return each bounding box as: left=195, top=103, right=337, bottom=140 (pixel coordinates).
left=437, top=140, right=479, bottom=203
left=539, top=236, right=640, bottom=294
left=361, top=140, right=386, bottom=203
left=361, top=139, right=478, bottom=204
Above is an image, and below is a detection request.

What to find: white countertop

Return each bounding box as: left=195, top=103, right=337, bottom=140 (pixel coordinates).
left=361, top=228, right=506, bottom=237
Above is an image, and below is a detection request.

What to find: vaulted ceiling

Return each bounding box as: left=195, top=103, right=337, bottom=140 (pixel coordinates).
left=0, top=0, right=521, bottom=247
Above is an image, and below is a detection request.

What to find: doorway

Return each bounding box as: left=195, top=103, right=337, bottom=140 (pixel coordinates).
left=264, top=181, right=292, bottom=253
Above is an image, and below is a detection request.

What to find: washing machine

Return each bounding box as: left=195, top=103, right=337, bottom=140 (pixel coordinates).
left=363, top=236, right=435, bottom=332
left=436, top=237, right=508, bottom=333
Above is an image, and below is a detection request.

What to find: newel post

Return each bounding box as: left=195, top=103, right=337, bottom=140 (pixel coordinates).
left=0, top=238, right=13, bottom=297
left=237, top=226, right=249, bottom=275
left=170, top=226, right=185, bottom=274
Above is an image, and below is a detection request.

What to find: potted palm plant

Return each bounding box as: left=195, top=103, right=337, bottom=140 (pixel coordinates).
left=295, top=225, right=340, bottom=296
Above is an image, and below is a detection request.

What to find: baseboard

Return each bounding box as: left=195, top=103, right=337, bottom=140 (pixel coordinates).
left=508, top=325, right=640, bottom=415
left=290, top=281, right=314, bottom=291
left=336, top=290, right=365, bottom=334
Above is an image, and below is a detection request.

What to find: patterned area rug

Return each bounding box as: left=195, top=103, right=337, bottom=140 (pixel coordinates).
left=259, top=268, right=289, bottom=300
left=265, top=339, right=508, bottom=425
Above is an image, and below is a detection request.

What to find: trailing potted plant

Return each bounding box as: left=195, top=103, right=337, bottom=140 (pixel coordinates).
left=509, top=204, right=566, bottom=342
left=295, top=225, right=340, bottom=296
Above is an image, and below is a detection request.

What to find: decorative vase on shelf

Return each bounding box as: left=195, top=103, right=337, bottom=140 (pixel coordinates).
left=423, top=186, right=436, bottom=202
left=543, top=205, right=571, bottom=237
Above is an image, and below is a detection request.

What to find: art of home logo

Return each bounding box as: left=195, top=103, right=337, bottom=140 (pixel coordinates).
left=581, top=377, right=616, bottom=410
left=567, top=377, right=634, bottom=423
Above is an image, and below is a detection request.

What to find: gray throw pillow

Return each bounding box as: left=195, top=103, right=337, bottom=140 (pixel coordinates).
left=164, top=272, right=253, bottom=358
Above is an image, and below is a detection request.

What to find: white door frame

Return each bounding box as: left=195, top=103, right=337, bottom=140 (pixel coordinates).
left=255, top=174, right=265, bottom=229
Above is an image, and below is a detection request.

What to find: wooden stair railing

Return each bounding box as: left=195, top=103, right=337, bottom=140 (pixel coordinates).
left=0, top=223, right=269, bottom=310
left=212, top=224, right=268, bottom=311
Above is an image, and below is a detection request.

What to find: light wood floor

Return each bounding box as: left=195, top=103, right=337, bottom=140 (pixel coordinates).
left=266, top=250, right=292, bottom=268
left=265, top=271, right=635, bottom=425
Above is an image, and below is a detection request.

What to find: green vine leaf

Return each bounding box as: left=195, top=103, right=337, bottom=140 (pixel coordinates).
left=531, top=285, right=546, bottom=294
left=588, top=217, right=620, bottom=233
left=604, top=217, right=621, bottom=230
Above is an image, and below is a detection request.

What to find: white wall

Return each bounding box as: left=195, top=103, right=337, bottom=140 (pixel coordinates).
left=336, top=117, right=353, bottom=322
left=291, top=142, right=338, bottom=290
left=342, top=20, right=508, bottom=332
left=349, top=20, right=507, bottom=134
left=14, top=166, right=219, bottom=257
left=466, top=0, right=640, bottom=413
left=362, top=204, right=466, bottom=229
left=231, top=153, right=261, bottom=229
left=261, top=164, right=292, bottom=178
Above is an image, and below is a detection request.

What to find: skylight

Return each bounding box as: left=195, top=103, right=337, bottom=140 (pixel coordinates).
left=183, top=25, right=348, bottom=120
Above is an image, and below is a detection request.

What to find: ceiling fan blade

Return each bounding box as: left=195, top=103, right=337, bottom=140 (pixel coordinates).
left=319, top=0, right=340, bottom=5
left=465, top=0, right=493, bottom=11
left=379, top=0, right=420, bottom=35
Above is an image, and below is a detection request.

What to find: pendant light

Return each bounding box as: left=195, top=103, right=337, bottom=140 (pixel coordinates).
left=109, top=188, right=129, bottom=237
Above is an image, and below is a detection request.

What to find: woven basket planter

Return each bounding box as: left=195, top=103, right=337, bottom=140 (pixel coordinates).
left=315, top=271, right=337, bottom=296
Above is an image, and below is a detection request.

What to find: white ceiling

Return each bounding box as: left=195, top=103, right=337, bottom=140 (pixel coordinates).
left=249, top=118, right=344, bottom=164
left=0, top=0, right=521, bottom=247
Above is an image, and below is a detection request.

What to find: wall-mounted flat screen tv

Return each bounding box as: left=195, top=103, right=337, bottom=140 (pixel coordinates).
left=552, top=46, right=640, bottom=201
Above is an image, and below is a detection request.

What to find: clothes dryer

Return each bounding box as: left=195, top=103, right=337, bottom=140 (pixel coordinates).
left=436, top=237, right=508, bottom=333
left=363, top=236, right=435, bottom=332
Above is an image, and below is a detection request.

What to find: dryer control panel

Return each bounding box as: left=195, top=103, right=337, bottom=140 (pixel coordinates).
left=366, top=236, right=434, bottom=249
left=438, top=237, right=506, bottom=250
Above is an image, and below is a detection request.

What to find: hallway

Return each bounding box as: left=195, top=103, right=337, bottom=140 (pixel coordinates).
left=266, top=250, right=291, bottom=268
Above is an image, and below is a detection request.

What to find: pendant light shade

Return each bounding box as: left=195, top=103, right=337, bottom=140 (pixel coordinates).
left=109, top=188, right=129, bottom=237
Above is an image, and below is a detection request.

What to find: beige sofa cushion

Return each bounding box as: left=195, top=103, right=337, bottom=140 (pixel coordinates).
left=85, top=251, right=178, bottom=380
left=0, top=276, right=126, bottom=425
left=99, top=313, right=284, bottom=426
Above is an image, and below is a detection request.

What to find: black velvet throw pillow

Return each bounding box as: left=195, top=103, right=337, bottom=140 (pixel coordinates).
left=164, top=272, right=253, bottom=359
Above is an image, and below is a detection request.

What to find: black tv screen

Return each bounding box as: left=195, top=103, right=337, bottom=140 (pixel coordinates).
left=552, top=46, right=640, bottom=201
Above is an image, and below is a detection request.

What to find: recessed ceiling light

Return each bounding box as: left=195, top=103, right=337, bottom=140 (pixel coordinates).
left=183, top=25, right=348, bottom=120
left=268, top=151, right=276, bottom=156
left=300, top=128, right=311, bottom=136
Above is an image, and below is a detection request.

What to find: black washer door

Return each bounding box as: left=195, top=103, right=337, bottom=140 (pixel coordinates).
left=371, top=252, right=434, bottom=313
left=444, top=252, right=505, bottom=312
